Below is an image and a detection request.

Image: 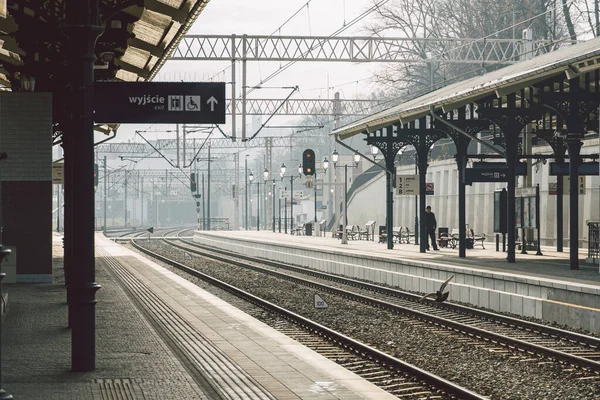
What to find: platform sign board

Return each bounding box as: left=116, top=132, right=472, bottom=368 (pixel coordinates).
left=549, top=162, right=599, bottom=176
left=280, top=190, right=304, bottom=199
left=396, top=175, right=419, bottom=195
left=52, top=162, right=64, bottom=184
left=94, top=82, right=226, bottom=124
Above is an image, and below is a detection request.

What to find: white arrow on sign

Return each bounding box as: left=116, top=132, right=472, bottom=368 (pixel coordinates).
left=314, top=294, right=329, bottom=309
left=207, top=96, right=218, bottom=111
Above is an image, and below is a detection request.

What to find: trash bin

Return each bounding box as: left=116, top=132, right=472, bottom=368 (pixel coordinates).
left=466, top=238, right=474, bottom=249
left=305, top=222, right=313, bottom=236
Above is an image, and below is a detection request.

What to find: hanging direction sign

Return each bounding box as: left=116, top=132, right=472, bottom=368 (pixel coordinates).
left=94, top=82, right=226, bottom=124
left=549, top=162, right=599, bottom=176
left=396, top=175, right=419, bottom=195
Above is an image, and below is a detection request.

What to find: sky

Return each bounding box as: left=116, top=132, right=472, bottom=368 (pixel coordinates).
left=111, top=0, right=381, bottom=145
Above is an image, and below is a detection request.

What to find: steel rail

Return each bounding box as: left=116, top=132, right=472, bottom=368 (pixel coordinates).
left=131, top=236, right=487, bottom=400
left=167, top=234, right=600, bottom=372
left=179, top=235, right=600, bottom=349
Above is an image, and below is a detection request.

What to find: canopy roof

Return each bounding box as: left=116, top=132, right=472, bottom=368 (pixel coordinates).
left=333, top=37, right=600, bottom=139
left=0, top=0, right=209, bottom=90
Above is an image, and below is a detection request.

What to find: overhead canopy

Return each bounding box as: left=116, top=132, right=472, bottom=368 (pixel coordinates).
left=333, top=37, right=600, bottom=139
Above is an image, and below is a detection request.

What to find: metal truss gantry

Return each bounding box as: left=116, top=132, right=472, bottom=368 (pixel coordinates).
left=95, top=136, right=330, bottom=153
left=172, top=35, right=568, bottom=64
left=170, top=33, right=575, bottom=142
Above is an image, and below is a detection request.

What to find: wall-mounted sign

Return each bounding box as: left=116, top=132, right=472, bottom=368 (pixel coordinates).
left=425, top=182, right=434, bottom=195
left=94, top=82, right=226, bottom=124
left=52, top=162, right=64, bottom=184
left=396, top=175, right=419, bottom=195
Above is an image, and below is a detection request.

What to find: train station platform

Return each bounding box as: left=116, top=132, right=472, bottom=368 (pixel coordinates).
left=193, top=230, right=600, bottom=334
left=1, top=233, right=395, bottom=399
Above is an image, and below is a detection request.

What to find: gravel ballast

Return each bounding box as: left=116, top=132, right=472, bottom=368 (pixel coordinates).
left=128, top=241, right=600, bottom=400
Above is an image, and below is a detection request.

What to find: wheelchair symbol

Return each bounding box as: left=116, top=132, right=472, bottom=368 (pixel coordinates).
left=185, top=96, right=201, bottom=111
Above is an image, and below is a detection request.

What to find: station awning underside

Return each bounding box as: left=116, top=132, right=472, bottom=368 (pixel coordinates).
left=0, top=0, right=210, bottom=136
left=333, top=37, right=600, bottom=140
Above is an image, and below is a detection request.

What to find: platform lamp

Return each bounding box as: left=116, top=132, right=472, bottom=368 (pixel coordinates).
left=325, top=151, right=360, bottom=244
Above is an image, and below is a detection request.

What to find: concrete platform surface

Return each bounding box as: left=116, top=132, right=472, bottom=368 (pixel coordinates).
left=1, top=233, right=396, bottom=399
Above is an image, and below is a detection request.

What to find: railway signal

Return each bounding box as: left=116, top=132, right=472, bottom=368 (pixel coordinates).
left=94, top=163, right=98, bottom=187
left=302, top=149, right=315, bottom=176
left=190, top=172, right=197, bottom=192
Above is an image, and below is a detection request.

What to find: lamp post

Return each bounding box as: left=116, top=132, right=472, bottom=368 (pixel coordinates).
left=324, top=150, right=360, bottom=244
left=272, top=179, right=276, bottom=232
left=280, top=163, right=302, bottom=233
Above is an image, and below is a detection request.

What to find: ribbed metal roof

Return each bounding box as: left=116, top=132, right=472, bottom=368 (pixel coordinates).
left=334, top=37, right=600, bottom=139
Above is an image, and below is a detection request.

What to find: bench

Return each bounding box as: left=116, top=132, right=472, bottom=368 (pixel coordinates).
left=358, top=220, right=376, bottom=241
left=346, top=225, right=359, bottom=240
left=399, top=227, right=412, bottom=244
left=469, top=229, right=486, bottom=249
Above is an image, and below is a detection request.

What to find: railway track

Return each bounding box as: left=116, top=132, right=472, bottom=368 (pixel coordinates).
left=129, top=231, right=487, bottom=400
left=159, top=231, right=600, bottom=374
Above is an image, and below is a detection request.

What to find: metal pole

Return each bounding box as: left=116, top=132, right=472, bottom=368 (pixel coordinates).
left=272, top=180, right=276, bottom=232
left=414, top=153, right=419, bottom=245
left=65, top=0, right=103, bottom=372
left=257, top=181, right=260, bottom=231
left=341, top=165, right=348, bottom=244
left=284, top=189, right=288, bottom=233
left=140, top=176, right=144, bottom=226
left=176, top=123, right=180, bottom=168
left=57, top=182, right=62, bottom=232
left=290, top=177, right=294, bottom=233
left=536, top=184, right=543, bottom=256
left=385, top=157, right=394, bottom=250
left=231, top=35, right=237, bottom=142
left=278, top=197, right=281, bottom=232
left=245, top=156, right=248, bottom=230
left=556, top=151, right=564, bottom=252
left=182, top=125, right=186, bottom=167
left=567, top=139, right=582, bottom=270
left=202, top=173, right=206, bottom=230
left=207, top=146, right=211, bottom=231
left=242, top=34, right=247, bottom=141
left=124, top=173, right=128, bottom=227
left=103, top=156, right=106, bottom=234
left=314, top=172, right=317, bottom=223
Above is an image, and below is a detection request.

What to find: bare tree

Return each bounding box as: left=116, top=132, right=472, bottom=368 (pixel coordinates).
left=364, top=0, right=570, bottom=100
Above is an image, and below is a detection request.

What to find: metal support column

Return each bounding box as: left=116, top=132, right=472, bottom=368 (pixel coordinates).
left=65, top=0, right=103, bottom=372
left=384, top=156, right=394, bottom=250
left=103, top=156, right=107, bottom=234
left=207, top=146, right=211, bottom=231
left=567, top=139, right=583, bottom=269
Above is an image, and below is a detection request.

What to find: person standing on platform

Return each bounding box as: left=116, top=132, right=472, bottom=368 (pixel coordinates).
left=425, top=206, right=439, bottom=251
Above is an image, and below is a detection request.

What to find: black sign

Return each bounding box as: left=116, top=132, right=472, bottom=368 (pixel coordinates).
left=94, top=82, right=226, bottom=124
left=472, top=162, right=527, bottom=175
left=465, top=168, right=510, bottom=184
left=549, top=162, right=599, bottom=176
